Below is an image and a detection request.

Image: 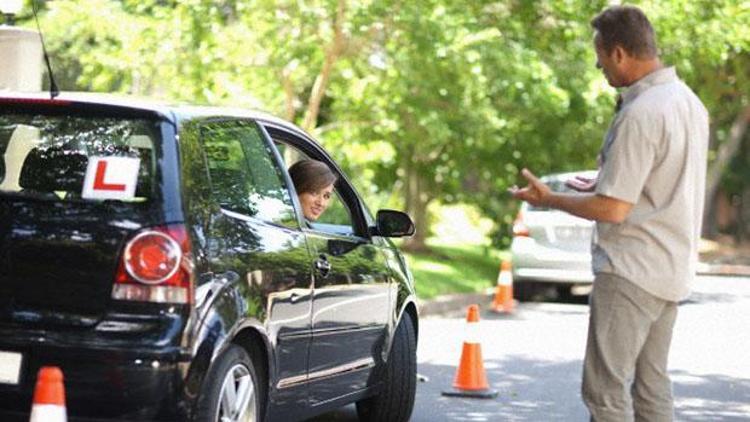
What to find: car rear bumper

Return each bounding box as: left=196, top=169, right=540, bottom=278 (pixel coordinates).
left=511, top=238, right=594, bottom=284
left=0, top=338, right=191, bottom=420
left=513, top=267, right=595, bottom=284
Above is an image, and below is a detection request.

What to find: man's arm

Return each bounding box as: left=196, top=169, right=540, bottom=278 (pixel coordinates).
left=509, top=169, right=632, bottom=223
left=547, top=192, right=632, bottom=223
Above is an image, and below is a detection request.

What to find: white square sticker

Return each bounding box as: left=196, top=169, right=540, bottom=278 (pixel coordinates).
left=0, top=351, right=22, bottom=385
left=82, top=156, right=141, bottom=200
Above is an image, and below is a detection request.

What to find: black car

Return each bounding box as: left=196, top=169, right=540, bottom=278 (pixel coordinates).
left=0, top=93, right=419, bottom=422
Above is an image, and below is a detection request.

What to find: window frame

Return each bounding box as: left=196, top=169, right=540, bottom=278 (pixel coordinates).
left=197, top=117, right=299, bottom=229
left=259, top=123, right=373, bottom=240
left=275, top=146, right=354, bottom=231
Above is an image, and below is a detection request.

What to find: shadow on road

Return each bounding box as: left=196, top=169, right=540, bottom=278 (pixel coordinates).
left=305, top=404, right=358, bottom=421
left=304, top=356, right=584, bottom=421
left=672, top=370, right=750, bottom=421
left=413, top=356, right=586, bottom=422
left=307, top=360, right=750, bottom=422
left=680, top=291, right=747, bottom=306
left=410, top=359, right=750, bottom=421
left=309, top=275, right=750, bottom=421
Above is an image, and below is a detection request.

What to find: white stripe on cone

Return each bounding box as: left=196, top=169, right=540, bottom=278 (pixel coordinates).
left=498, top=270, right=512, bottom=286
left=30, top=404, right=67, bottom=422
left=464, top=321, right=481, bottom=344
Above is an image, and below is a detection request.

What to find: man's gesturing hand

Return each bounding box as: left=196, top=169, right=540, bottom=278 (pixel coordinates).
left=509, top=168, right=551, bottom=207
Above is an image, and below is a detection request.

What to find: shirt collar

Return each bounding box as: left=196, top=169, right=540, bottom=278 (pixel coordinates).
left=620, top=66, right=678, bottom=107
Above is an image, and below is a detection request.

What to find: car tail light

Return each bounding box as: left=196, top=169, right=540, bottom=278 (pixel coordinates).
left=0, top=98, right=72, bottom=106
left=512, top=211, right=530, bottom=237
left=112, top=225, right=194, bottom=304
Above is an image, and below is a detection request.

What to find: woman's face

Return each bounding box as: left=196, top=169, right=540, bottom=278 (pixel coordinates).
left=298, top=184, right=334, bottom=221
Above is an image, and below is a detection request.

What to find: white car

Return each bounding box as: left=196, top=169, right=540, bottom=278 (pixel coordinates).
left=511, top=171, right=597, bottom=300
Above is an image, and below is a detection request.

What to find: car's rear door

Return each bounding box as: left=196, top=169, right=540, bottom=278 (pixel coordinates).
left=192, top=119, right=314, bottom=411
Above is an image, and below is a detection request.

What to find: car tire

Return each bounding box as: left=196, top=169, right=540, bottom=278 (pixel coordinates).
left=555, top=285, right=573, bottom=301
left=193, top=344, right=262, bottom=422
left=356, top=312, right=417, bottom=422
left=514, top=281, right=540, bottom=302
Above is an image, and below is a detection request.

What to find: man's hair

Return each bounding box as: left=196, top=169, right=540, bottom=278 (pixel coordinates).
left=591, top=5, right=658, bottom=59
left=288, top=159, right=338, bottom=194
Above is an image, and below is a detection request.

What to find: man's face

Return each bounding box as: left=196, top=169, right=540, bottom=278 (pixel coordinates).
left=594, top=33, right=627, bottom=88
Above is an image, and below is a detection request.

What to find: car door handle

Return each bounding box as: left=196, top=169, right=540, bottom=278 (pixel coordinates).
left=314, top=255, right=332, bottom=278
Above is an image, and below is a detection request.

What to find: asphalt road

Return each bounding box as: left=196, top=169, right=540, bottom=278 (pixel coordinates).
left=309, top=274, right=750, bottom=421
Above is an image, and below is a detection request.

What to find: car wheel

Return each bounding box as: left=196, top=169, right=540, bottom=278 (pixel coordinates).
left=555, top=285, right=573, bottom=301
left=514, top=281, right=540, bottom=302
left=193, top=344, right=261, bottom=422
left=356, top=312, right=417, bottom=422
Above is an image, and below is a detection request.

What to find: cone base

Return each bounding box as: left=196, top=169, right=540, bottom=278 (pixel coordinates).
left=30, top=404, right=67, bottom=422
left=441, top=387, right=498, bottom=399
left=490, top=305, right=514, bottom=314
left=490, top=299, right=517, bottom=314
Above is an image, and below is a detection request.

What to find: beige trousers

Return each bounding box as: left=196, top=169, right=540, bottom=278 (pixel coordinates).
left=582, top=273, right=678, bottom=422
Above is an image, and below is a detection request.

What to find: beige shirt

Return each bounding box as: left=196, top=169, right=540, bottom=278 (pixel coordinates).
left=593, top=67, right=709, bottom=301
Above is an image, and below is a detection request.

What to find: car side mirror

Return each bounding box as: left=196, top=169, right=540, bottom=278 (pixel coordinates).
left=372, top=210, right=415, bottom=238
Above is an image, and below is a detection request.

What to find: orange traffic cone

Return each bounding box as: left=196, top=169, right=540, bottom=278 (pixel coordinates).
left=442, top=305, right=498, bottom=399
left=491, top=260, right=515, bottom=313
left=29, top=366, right=67, bottom=422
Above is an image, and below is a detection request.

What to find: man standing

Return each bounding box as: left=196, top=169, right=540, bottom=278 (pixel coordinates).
left=510, top=5, right=709, bottom=421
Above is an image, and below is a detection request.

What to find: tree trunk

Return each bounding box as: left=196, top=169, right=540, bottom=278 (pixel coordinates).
left=703, top=106, right=750, bottom=237
left=402, top=160, right=431, bottom=253
left=301, top=0, right=346, bottom=133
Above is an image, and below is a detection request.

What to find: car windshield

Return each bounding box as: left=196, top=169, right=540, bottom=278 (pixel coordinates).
left=0, top=114, right=158, bottom=202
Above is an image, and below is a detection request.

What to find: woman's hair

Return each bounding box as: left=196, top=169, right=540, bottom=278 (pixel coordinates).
left=288, top=159, right=338, bottom=194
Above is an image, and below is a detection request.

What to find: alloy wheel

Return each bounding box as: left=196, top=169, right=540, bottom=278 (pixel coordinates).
left=214, top=364, right=256, bottom=422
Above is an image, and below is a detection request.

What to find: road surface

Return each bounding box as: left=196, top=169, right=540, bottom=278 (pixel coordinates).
left=309, top=274, right=750, bottom=421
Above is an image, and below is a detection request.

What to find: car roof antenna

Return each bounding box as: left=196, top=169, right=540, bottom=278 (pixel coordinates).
left=30, top=0, right=59, bottom=99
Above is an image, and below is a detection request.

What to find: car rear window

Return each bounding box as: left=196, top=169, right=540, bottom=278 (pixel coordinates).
left=0, top=114, right=158, bottom=202
left=528, top=179, right=572, bottom=211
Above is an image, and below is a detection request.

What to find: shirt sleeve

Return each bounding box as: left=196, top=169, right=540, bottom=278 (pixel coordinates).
left=596, top=112, right=656, bottom=204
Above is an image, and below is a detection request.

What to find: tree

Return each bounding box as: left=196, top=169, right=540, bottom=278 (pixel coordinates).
left=23, top=0, right=750, bottom=248
left=622, top=0, right=749, bottom=237
left=324, top=0, right=611, bottom=250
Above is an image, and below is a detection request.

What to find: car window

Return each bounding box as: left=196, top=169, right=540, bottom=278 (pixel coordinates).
left=528, top=179, right=573, bottom=211
left=309, top=188, right=353, bottom=228
left=0, top=114, right=157, bottom=202
left=201, top=120, right=296, bottom=227
left=274, top=142, right=356, bottom=236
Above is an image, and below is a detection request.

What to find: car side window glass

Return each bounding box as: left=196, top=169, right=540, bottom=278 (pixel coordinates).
left=275, top=142, right=357, bottom=236
left=315, top=190, right=354, bottom=228
left=201, top=120, right=297, bottom=227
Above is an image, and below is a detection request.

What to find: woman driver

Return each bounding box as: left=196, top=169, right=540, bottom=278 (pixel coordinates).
left=288, top=159, right=338, bottom=222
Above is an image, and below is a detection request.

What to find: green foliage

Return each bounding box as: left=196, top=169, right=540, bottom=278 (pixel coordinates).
left=404, top=242, right=508, bottom=300
left=644, top=0, right=750, bottom=146
left=20, top=0, right=750, bottom=248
